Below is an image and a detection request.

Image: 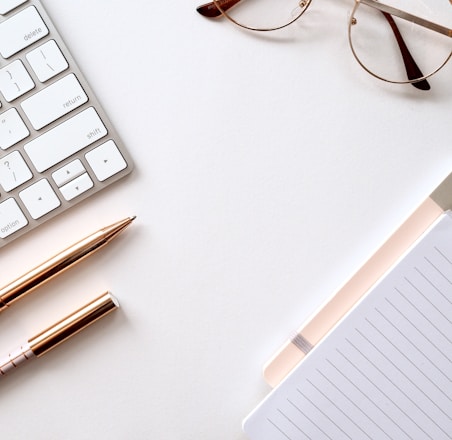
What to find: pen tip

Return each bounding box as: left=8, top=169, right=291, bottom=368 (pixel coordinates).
left=130, top=215, right=137, bottom=222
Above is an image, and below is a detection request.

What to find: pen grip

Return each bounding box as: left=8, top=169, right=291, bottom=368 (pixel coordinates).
left=0, top=343, right=35, bottom=378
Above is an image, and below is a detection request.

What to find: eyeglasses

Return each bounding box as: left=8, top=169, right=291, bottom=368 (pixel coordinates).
left=196, top=0, right=452, bottom=90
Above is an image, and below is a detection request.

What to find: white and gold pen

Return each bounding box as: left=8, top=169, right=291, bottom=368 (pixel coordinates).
left=0, top=291, right=119, bottom=378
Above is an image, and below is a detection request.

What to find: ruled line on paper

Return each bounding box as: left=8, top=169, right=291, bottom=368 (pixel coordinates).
left=346, top=335, right=450, bottom=438
left=243, top=213, right=452, bottom=440
left=434, top=245, right=452, bottom=266
left=296, top=390, right=352, bottom=440
left=336, top=348, right=430, bottom=440
left=413, top=267, right=452, bottom=304
left=425, top=255, right=452, bottom=284
left=364, top=317, right=452, bottom=411
left=315, top=366, right=395, bottom=440
left=267, top=416, right=293, bottom=440
left=287, top=398, right=333, bottom=440
left=276, top=407, right=310, bottom=440
left=396, top=286, right=452, bottom=344
left=325, top=359, right=413, bottom=439
left=385, top=296, right=452, bottom=364
left=404, top=277, right=452, bottom=325
left=303, top=379, right=377, bottom=440
left=373, top=308, right=451, bottom=384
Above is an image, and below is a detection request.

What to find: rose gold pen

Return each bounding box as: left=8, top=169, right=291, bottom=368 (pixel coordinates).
left=0, top=291, right=119, bottom=378
left=0, top=216, right=135, bottom=312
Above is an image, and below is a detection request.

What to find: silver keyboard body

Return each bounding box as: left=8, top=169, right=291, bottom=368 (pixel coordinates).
left=0, top=0, right=133, bottom=248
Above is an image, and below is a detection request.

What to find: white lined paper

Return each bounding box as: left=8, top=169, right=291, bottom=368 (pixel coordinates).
left=244, top=213, right=452, bottom=440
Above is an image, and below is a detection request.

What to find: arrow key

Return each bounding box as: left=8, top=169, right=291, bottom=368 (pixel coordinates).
left=85, top=140, right=127, bottom=182
left=59, top=172, right=93, bottom=201
left=52, top=159, right=86, bottom=187
left=19, top=178, right=60, bottom=219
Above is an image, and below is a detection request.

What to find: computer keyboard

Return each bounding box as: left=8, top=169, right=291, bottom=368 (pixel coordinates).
left=0, top=0, right=133, bottom=248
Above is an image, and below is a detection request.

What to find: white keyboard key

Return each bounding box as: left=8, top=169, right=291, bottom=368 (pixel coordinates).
left=21, top=73, right=88, bottom=129
left=0, top=108, right=29, bottom=149
left=86, top=140, right=127, bottom=182
left=26, top=40, right=69, bottom=82
left=24, top=107, right=107, bottom=172
left=59, top=172, right=93, bottom=201
left=0, top=197, right=28, bottom=238
left=0, top=60, right=35, bottom=102
left=0, top=150, right=33, bottom=191
left=52, top=159, right=85, bottom=187
left=19, top=178, right=60, bottom=219
left=0, top=0, right=27, bottom=15
left=0, top=1, right=133, bottom=248
left=0, top=6, right=49, bottom=58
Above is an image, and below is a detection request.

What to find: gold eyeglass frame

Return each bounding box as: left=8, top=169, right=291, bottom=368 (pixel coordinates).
left=348, top=0, right=452, bottom=85
left=197, top=0, right=452, bottom=88
left=210, top=0, right=313, bottom=32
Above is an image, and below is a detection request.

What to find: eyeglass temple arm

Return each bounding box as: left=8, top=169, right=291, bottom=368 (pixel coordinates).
left=361, top=0, right=452, bottom=37
left=197, top=0, right=240, bottom=18
left=380, top=12, right=430, bottom=90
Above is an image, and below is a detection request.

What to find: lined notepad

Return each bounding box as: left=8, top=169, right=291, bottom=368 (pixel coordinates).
left=244, top=213, right=452, bottom=440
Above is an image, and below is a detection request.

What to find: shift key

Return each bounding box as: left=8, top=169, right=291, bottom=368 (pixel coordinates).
left=24, top=107, right=107, bottom=172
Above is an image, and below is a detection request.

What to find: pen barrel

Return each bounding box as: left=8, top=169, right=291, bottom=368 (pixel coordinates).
left=0, top=217, right=133, bottom=311
left=29, top=292, right=119, bottom=357
left=0, top=233, right=108, bottom=311
left=0, top=343, right=35, bottom=378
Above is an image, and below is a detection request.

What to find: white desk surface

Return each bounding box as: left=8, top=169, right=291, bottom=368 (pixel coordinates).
left=1, top=1, right=451, bottom=439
